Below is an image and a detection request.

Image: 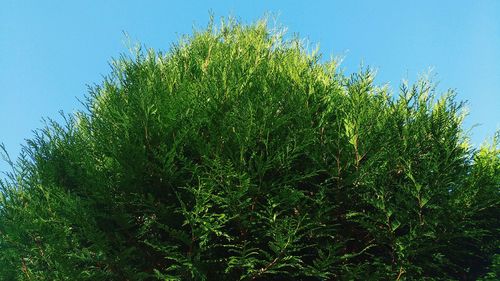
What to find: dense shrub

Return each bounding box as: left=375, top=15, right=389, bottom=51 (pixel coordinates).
left=1, top=18, right=498, bottom=280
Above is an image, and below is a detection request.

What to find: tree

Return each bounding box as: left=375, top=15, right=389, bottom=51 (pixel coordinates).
left=0, top=17, right=498, bottom=280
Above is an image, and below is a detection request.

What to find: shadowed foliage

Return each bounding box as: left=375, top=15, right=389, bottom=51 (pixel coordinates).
left=0, top=17, right=498, bottom=280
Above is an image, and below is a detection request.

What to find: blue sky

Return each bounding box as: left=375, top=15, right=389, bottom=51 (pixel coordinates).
left=1, top=0, right=499, bottom=174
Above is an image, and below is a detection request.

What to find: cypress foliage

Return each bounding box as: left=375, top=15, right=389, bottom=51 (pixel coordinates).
left=0, top=18, right=498, bottom=280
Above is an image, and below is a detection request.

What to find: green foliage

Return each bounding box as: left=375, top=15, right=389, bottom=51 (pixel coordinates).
left=1, top=17, right=498, bottom=280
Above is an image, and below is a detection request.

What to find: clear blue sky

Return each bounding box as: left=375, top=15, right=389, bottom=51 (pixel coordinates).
left=1, top=0, right=499, bottom=174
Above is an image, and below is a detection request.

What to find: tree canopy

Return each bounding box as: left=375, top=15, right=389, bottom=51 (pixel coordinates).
left=0, top=18, right=498, bottom=280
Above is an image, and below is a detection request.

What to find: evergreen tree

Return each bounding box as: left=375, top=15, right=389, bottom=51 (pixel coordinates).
left=0, top=17, right=498, bottom=280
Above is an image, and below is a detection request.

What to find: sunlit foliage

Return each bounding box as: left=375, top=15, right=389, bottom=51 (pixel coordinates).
left=1, top=18, right=498, bottom=280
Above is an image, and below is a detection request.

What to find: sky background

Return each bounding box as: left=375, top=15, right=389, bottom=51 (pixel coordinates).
left=1, top=0, right=499, bottom=174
